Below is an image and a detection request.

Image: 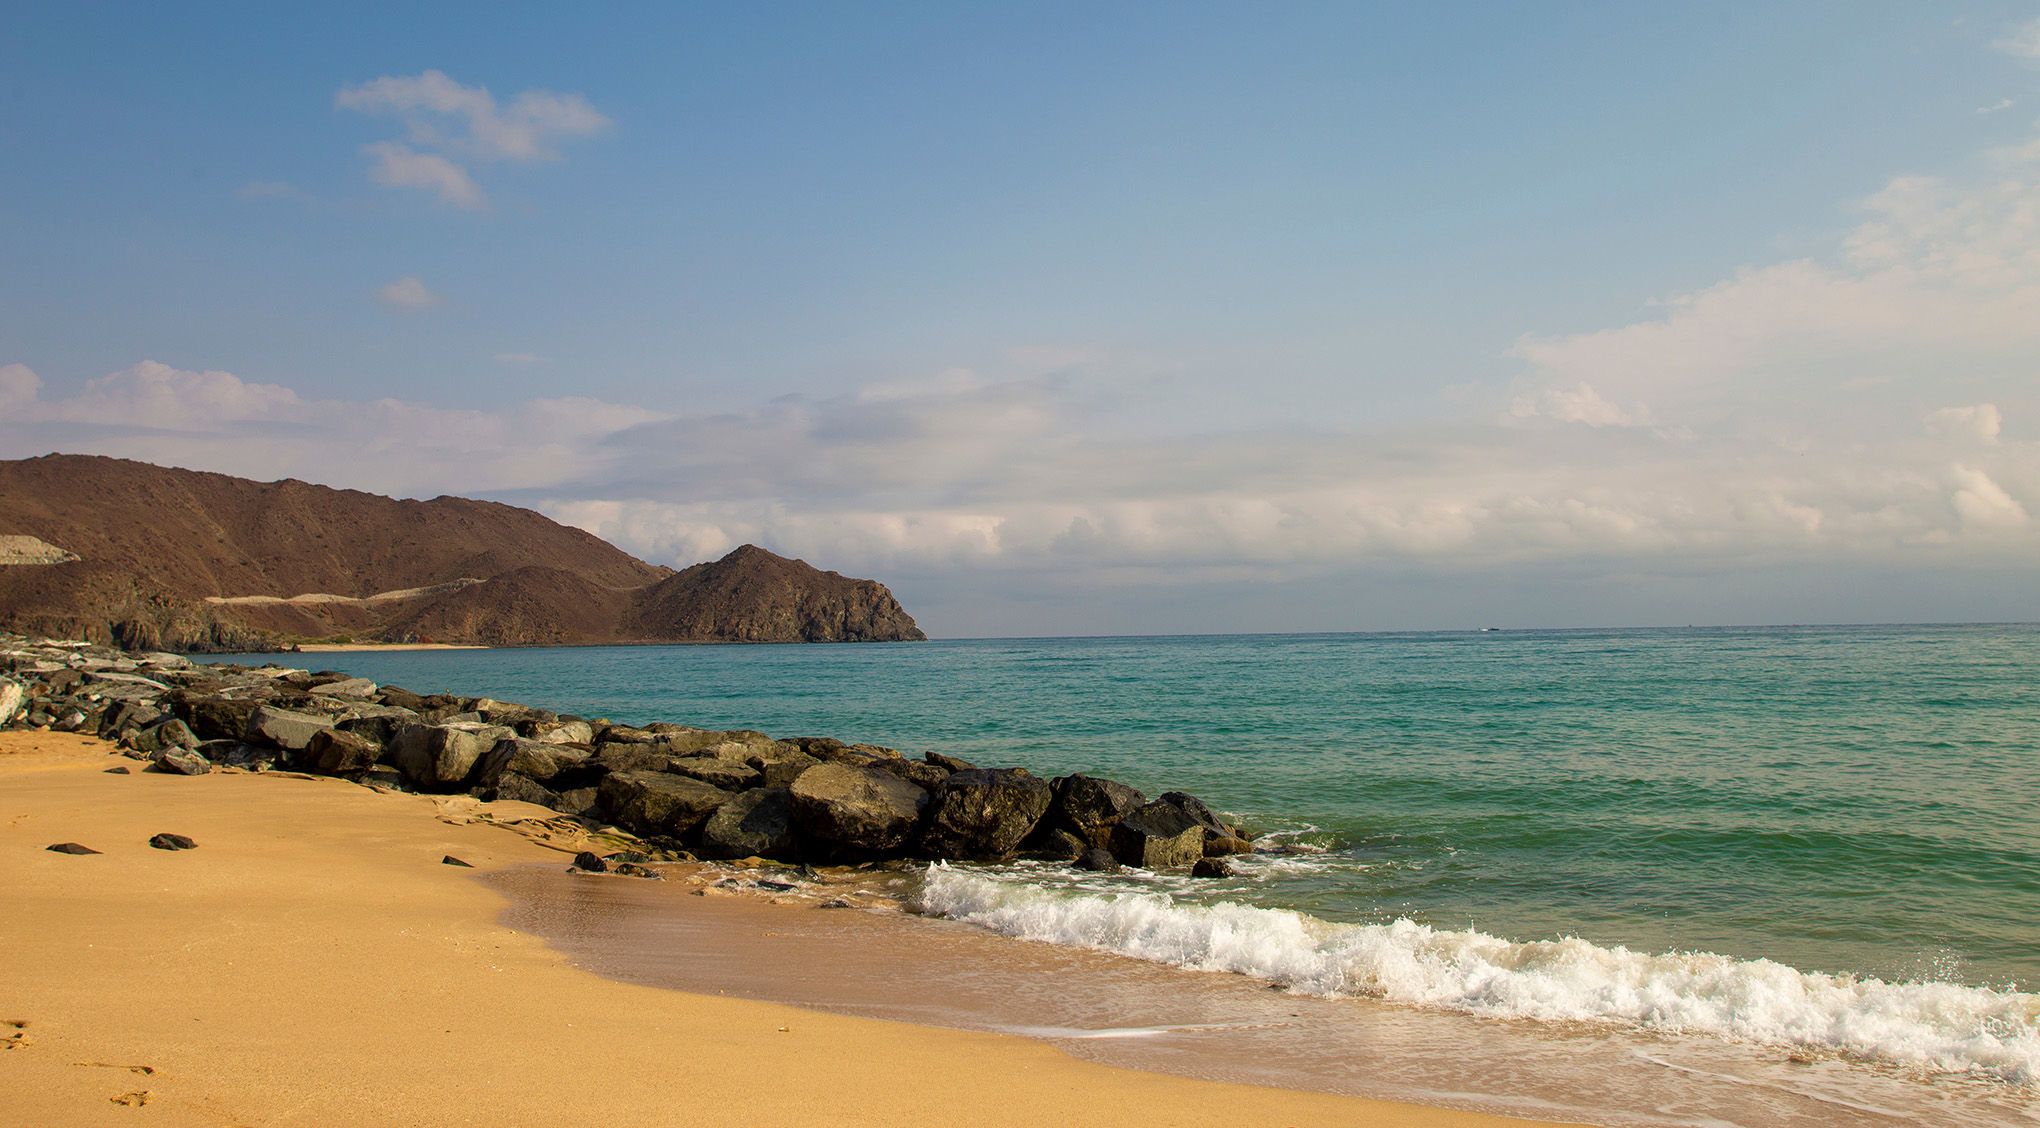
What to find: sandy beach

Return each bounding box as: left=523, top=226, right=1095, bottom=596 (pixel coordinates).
left=0, top=731, right=1562, bottom=1128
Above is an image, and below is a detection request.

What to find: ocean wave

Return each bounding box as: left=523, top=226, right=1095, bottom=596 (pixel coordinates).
left=918, top=866, right=2040, bottom=1085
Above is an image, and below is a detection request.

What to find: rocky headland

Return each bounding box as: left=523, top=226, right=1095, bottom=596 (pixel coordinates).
left=0, top=633, right=1255, bottom=875
left=0, top=454, right=925, bottom=651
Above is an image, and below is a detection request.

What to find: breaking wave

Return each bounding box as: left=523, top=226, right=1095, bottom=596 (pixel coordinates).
left=919, top=866, right=2040, bottom=1085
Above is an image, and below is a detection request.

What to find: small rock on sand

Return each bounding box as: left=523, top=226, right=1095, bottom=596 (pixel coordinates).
left=441, top=855, right=474, bottom=868
left=104, top=765, right=130, bottom=775
left=46, top=842, right=101, bottom=855
left=571, top=850, right=608, bottom=872
left=148, top=833, right=197, bottom=851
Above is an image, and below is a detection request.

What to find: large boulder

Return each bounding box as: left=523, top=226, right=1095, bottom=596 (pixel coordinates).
left=534, top=719, right=595, bottom=745
left=874, top=757, right=950, bottom=791
left=151, top=747, right=213, bottom=776
left=128, top=718, right=198, bottom=756
left=0, top=679, right=22, bottom=727
left=598, top=771, right=733, bottom=838
left=666, top=755, right=761, bottom=791
left=492, top=772, right=559, bottom=808
left=594, top=742, right=675, bottom=774
left=303, top=729, right=381, bottom=776
left=470, top=737, right=592, bottom=789
left=745, top=747, right=821, bottom=789
left=178, top=695, right=267, bottom=742
left=308, top=676, right=378, bottom=698
left=1108, top=800, right=1206, bottom=870
left=699, top=787, right=798, bottom=859
left=917, top=768, right=1052, bottom=860
left=247, top=705, right=333, bottom=753
left=1159, top=791, right=1227, bottom=835
left=1050, top=775, right=1145, bottom=848
left=389, top=722, right=514, bottom=788
left=788, top=763, right=929, bottom=855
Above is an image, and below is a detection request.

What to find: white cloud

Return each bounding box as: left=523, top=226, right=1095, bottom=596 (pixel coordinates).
left=336, top=70, right=608, bottom=208
left=494, top=352, right=547, bottom=365
left=1927, top=403, right=2003, bottom=443
left=0, top=363, right=42, bottom=415
left=1994, top=17, right=2040, bottom=60
left=360, top=142, right=484, bottom=210
left=1976, top=98, right=2016, bottom=115
left=376, top=276, right=442, bottom=311
left=1507, top=380, right=1645, bottom=427
left=1950, top=465, right=2029, bottom=527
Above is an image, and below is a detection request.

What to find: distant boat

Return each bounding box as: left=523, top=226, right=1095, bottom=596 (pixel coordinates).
left=1480, top=627, right=1501, bottom=632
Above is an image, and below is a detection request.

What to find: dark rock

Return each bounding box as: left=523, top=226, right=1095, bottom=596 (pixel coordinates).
left=46, top=842, right=101, bottom=855
left=360, top=765, right=407, bottom=791
left=612, top=862, right=662, bottom=879
left=1109, top=800, right=1206, bottom=870
left=178, top=695, right=266, bottom=741
left=299, top=729, right=378, bottom=776
left=1050, top=774, right=1145, bottom=848
left=389, top=722, right=513, bottom=788
left=377, top=686, right=427, bottom=711
left=203, top=740, right=276, bottom=771
left=148, top=833, right=196, bottom=851
left=746, top=748, right=821, bottom=789
left=491, top=772, right=560, bottom=808
left=598, top=771, right=733, bottom=838
left=553, top=786, right=601, bottom=818
left=103, top=765, right=131, bottom=775
left=246, top=705, right=333, bottom=752
left=665, top=754, right=761, bottom=791
left=336, top=711, right=414, bottom=747
left=1159, top=791, right=1227, bottom=835
left=150, top=747, right=213, bottom=776
left=788, top=763, right=930, bottom=855
left=700, top=787, right=798, bottom=859
left=924, top=750, right=977, bottom=773
left=593, top=742, right=674, bottom=774
left=442, top=855, right=473, bottom=867
left=572, top=850, right=608, bottom=872
left=917, top=768, right=1052, bottom=860
left=1033, top=827, right=1086, bottom=861
left=597, top=724, right=660, bottom=745
left=1074, top=847, right=1120, bottom=873
left=1191, top=857, right=1234, bottom=879
left=471, top=737, right=591, bottom=789
left=128, top=718, right=198, bottom=756
left=873, top=757, right=949, bottom=790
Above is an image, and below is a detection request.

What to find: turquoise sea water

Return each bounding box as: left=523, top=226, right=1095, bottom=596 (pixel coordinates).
left=228, top=624, right=2040, bottom=1088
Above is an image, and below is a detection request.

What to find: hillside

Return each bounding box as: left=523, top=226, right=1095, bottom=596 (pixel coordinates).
left=0, top=454, right=925, bottom=649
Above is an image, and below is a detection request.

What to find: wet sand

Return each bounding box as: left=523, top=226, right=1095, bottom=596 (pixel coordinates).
left=0, top=731, right=1553, bottom=1127
left=492, top=866, right=2036, bottom=1128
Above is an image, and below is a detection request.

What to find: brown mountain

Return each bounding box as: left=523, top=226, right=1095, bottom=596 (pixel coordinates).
left=0, top=453, right=926, bottom=650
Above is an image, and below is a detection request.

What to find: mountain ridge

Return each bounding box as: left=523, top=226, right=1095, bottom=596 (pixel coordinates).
left=0, top=453, right=925, bottom=649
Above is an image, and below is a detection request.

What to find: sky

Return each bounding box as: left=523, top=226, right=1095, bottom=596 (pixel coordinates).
left=3, top=2, right=2038, bottom=637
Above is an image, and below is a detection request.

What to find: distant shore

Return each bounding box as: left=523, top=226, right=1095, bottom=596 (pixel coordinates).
left=293, top=642, right=490, bottom=652
left=0, top=730, right=1554, bottom=1127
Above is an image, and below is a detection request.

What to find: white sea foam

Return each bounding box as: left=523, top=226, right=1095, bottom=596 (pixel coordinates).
left=919, top=866, right=2040, bottom=1085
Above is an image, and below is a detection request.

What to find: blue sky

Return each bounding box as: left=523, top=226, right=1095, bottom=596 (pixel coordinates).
left=4, top=3, right=2039, bottom=635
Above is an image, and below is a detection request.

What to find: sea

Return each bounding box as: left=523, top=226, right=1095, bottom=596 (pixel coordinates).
left=223, top=624, right=2040, bottom=1125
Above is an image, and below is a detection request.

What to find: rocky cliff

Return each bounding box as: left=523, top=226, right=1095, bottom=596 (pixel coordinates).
left=0, top=454, right=925, bottom=650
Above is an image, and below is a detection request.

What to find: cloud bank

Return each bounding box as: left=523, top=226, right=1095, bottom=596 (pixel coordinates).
left=7, top=111, right=2039, bottom=631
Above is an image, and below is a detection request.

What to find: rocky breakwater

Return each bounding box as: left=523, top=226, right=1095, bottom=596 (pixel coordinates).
left=0, top=633, right=1257, bottom=875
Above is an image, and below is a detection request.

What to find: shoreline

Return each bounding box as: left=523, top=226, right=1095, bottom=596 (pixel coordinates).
left=0, top=730, right=1555, bottom=1127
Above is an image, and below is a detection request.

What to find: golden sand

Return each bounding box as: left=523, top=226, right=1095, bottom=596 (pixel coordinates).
left=0, top=731, right=1568, bottom=1127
